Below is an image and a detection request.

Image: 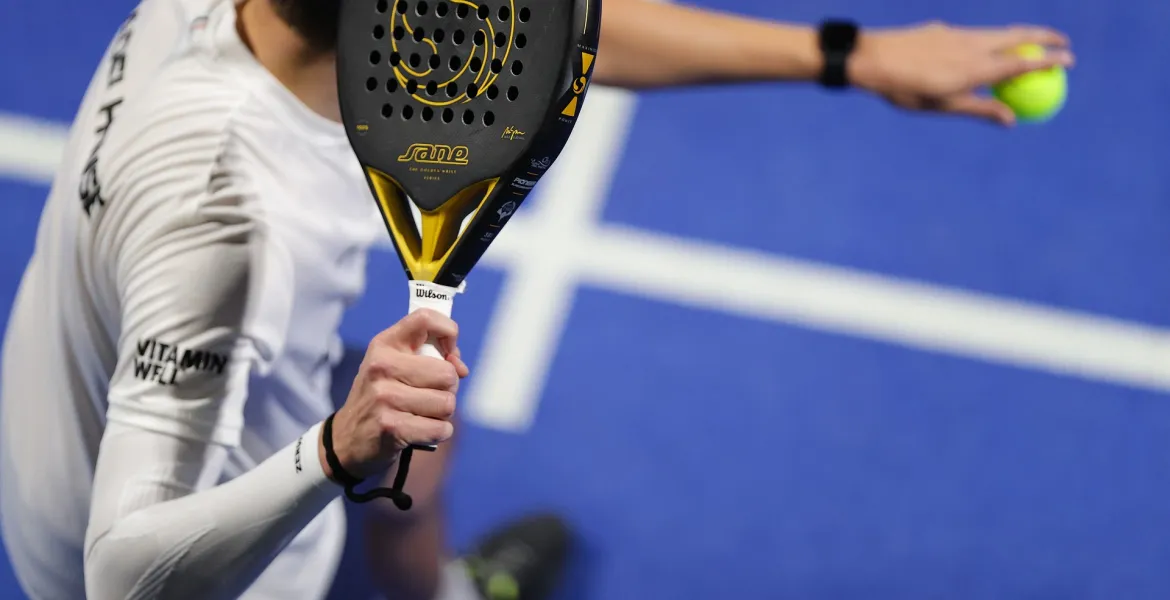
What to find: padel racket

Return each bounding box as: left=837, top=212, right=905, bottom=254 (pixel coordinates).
left=337, top=0, right=601, bottom=508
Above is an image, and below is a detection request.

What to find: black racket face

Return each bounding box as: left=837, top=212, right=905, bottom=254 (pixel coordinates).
left=338, top=0, right=600, bottom=286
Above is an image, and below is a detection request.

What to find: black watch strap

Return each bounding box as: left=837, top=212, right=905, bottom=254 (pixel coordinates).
left=818, top=20, right=859, bottom=89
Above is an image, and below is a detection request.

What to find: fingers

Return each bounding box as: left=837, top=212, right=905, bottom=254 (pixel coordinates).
left=952, top=24, right=1072, bottom=85
left=371, top=309, right=467, bottom=375
left=367, top=363, right=459, bottom=449
left=384, top=412, right=455, bottom=447
left=992, top=25, right=1070, bottom=51
left=958, top=24, right=1068, bottom=49
left=989, top=49, right=1073, bottom=83
left=335, top=312, right=467, bottom=474
left=448, top=346, right=470, bottom=378
left=367, top=352, right=460, bottom=390
left=371, top=380, right=456, bottom=419
left=943, top=94, right=1017, bottom=127
left=350, top=310, right=471, bottom=456
left=376, top=309, right=460, bottom=354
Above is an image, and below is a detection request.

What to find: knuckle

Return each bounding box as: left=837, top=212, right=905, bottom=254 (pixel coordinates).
left=398, top=310, right=429, bottom=335
left=439, top=362, right=459, bottom=389
left=369, top=327, right=396, bottom=351
left=372, top=379, right=401, bottom=406
left=377, top=409, right=403, bottom=436
left=436, top=391, right=457, bottom=418
left=415, top=308, right=440, bottom=327
left=417, top=308, right=456, bottom=336
left=363, top=355, right=394, bottom=380
left=379, top=412, right=414, bottom=449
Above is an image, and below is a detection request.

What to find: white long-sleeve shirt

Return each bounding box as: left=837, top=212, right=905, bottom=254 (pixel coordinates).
left=0, top=0, right=383, bottom=597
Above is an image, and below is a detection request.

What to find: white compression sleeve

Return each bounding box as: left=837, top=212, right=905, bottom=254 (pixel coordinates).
left=83, top=421, right=340, bottom=600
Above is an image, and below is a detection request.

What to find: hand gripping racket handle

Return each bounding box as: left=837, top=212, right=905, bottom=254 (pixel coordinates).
left=405, top=280, right=465, bottom=451
left=376, top=281, right=464, bottom=509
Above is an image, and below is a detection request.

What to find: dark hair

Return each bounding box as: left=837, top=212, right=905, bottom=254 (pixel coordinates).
left=270, top=0, right=340, bottom=51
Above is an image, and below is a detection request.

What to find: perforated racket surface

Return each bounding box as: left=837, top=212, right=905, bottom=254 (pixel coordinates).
left=339, top=0, right=600, bottom=288
left=336, top=0, right=600, bottom=506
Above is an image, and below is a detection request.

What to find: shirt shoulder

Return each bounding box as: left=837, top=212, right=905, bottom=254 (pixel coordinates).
left=98, top=59, right=252, bottom=199
left=92, top=0, right=296, bottom=224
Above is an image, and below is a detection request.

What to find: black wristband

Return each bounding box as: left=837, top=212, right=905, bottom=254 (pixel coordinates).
left=322, top=412, right=417, bottom=511
left=818, top=19, right=859, bottom=89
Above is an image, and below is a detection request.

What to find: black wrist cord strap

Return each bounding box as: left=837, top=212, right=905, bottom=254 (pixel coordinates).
left=322, top=412, right=428, bottom=510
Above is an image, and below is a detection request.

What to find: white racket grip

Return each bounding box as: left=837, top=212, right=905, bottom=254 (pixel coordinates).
left=406, top=280, right=465, bottom=449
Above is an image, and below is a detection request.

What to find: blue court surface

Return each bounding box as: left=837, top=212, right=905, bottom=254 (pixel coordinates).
left=2, top=0, right=1169, bottom=599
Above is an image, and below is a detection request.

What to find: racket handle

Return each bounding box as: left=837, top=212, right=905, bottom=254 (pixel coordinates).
left=406, top=280, right=465, bottom=451
left=418, top=339, right=445, bottom=360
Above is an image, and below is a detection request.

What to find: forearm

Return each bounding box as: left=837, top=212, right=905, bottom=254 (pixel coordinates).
left=84, top=421, right=340, bottom=600
left=593, top=0, right=821, bottom=88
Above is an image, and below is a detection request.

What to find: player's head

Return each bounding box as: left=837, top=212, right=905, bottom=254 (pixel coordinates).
left=270, top=0, right=340, bottom=52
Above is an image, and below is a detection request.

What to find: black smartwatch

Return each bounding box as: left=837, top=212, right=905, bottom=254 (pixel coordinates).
left=817, top=20, right=860, bottom=89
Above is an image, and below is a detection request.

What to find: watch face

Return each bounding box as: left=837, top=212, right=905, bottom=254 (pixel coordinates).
left=822, top=22, right=858, bottom=51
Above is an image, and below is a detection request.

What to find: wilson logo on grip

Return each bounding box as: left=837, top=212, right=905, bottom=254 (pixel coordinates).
left=415, top=288, right=452, bottom=301
left=396, top=144, right=470, bottom=166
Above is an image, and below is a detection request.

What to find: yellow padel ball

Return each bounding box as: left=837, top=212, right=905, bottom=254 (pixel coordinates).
left=992, top=43, right=1068, bottom=124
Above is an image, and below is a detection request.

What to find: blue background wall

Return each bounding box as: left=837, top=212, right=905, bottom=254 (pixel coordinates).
left=1, top=0, right=1169, bottom=598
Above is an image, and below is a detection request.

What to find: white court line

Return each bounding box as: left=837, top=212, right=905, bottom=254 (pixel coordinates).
left=577, top=225, right=1170, bottom=394
left=462, top=88, right=640, bottom=431
left=0, top=113, right=70, bottom=185
left=475, top=214, right=1170, bottom=395
left=2, top=108, right=1168, bottom=435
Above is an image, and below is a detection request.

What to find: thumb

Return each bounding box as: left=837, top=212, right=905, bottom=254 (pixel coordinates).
left=943, top=94, right=1017, bottom=127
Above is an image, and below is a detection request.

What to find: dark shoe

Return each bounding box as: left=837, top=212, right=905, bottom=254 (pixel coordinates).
left=460, top=513, right=573, bottom=600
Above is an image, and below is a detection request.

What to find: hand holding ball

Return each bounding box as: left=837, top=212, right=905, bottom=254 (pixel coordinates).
left=992, top=44, right=1068, bottom=124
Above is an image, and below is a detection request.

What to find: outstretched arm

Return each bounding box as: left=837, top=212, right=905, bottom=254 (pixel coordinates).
left=593, top=0, right=1075, bottom=126
left=593, top=1, right=822, bottom=88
